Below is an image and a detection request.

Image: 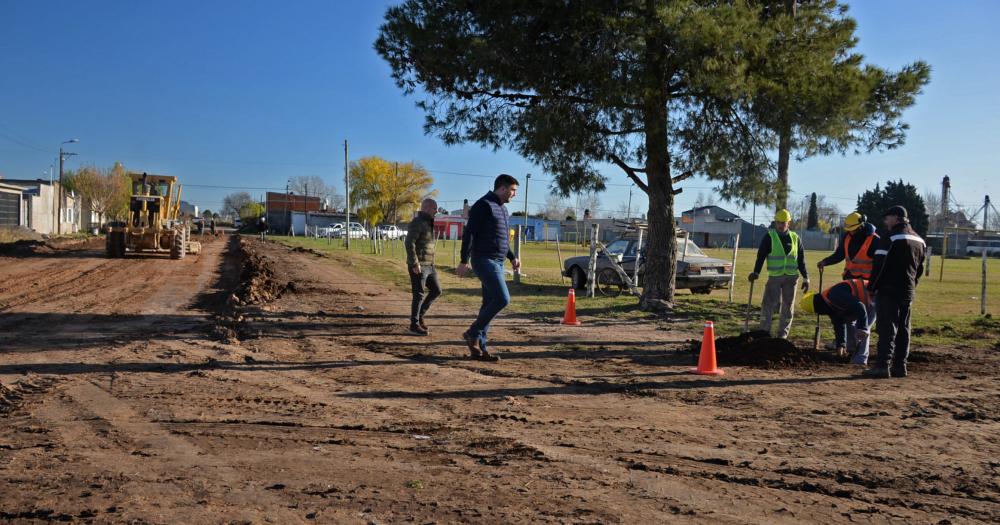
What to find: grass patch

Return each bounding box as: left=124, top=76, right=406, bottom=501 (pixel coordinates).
left=272, top=236, right=1000, bottom=348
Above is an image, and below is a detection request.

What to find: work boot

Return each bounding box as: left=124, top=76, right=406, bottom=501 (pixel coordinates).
left=408, top=322, right=428, bottom=336
left=835, top=345, right=848, bottom=359
left=890, top=363, right=908, bottom=378
left=861, top=366, right=890, bottom=379
left=462, top=330, right=482, bottom=358
left=417, top=318, right=428, bottom=332
left=479, top=349, right=501, bottom=362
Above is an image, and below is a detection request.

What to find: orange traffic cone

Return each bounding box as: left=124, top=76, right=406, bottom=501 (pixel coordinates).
left=561, top=288, right=581, bottom=326
left=690, top=321, right=724, bottom=376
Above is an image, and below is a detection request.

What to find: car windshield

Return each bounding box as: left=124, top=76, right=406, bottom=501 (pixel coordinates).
left=676, top=238, right=706, bottom=257
left=604, top=239, right=632, bottom=256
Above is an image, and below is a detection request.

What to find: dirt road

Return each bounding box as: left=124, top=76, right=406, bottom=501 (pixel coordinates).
left=1, top=237, right=997, bottom=524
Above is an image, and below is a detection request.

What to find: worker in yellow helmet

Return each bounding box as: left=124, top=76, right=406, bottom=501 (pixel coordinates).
left=817, top=212, right=880, bottom=280
left=800, top=279, right=875, bottom=364
left=748, top=209, right=810, bottom=339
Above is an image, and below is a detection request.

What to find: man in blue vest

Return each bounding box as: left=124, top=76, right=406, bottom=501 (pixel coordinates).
left=456, top=174, right=521, bottom=362
left=800, top=279, right=875, bottom=364
left=749, top=209, right=810, bottom=339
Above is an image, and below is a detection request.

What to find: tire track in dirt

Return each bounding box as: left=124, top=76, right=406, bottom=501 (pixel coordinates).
left=31, top=379, right=309, bottom=524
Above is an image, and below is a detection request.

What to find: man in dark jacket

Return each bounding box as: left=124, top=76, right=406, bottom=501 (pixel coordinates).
left=404, top=198, right=440, bottom=335
left=863, top=205, right=926, bottom=379
left=456, top=174, right=521, bottom=362
left=818, top=211, right=879, bottom=280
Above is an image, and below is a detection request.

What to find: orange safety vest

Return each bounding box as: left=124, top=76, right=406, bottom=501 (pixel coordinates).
left=821, top=279, right=872, bottom=310
left=843, top=232, right=875, bottom=279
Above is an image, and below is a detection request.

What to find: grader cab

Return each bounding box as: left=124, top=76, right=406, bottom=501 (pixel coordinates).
left=105, top=172, right=202, bottom=259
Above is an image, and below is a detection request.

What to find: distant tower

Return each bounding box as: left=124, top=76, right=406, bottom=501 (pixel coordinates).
left=941, top=175, right=950, bottom=219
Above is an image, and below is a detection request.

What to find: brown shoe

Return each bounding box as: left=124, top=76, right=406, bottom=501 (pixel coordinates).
left=418, top=318, right=428, bottom=332
left=462, top=330, right=482, bottom=358
left=479, top=349, right=500, bottom=362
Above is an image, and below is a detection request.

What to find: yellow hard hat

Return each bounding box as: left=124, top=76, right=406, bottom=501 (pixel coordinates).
left=799, top=292, right=816, bottom=314
left=844, top=212, right=864, bottom=232
left=774, top=209, right=792, bottom=222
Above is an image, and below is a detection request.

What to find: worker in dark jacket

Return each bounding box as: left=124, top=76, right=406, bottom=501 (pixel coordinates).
left=456, top=174, right=521, bottom=362
left=404, top=198, right=440, bottom=336
left=800, top=279, right=875, bottom=365
left=818, top=212, right=879, bottom=280
left=863, top=205, right=926, bottom=379
left=749, top=209, right=810, bottom=339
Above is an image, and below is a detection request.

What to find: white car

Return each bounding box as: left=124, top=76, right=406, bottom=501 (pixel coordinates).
left=346, top=223, right=368, bottom=239
left=316, top=223, right=344, bottom=237
left=376, top=225, right=404, bottom=239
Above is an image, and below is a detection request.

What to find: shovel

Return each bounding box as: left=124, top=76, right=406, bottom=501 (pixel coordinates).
left=813, top=267, right=823, bottom=350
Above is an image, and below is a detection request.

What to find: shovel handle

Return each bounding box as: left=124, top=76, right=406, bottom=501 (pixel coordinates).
left=744, top=279, right=755, bottom=332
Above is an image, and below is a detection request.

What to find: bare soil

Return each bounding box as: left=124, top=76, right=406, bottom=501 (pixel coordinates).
left=1, top=236, right=997, bottom=524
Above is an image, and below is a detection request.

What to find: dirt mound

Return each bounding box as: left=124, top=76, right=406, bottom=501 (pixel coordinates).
left=0, top=381, right=19, bottom=414
left=232, top=238, right=287, bottom=306
left=711, top=331, right=834, bottom=368
left=0, top=239, right=47, bottom=256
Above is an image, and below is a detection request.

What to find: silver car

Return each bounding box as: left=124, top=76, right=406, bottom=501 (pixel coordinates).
left=562, top=236, right=733, bottom=296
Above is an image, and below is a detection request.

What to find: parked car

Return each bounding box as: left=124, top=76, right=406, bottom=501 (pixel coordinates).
left=346, top=223, right=368, bottom=239
left=562, top=235, right=733, bottom=295
left=233, top=218, right=242, bottom=229
left=376, top=224, right=404, bottom=239
left=316, top=223, right=344, bottom=237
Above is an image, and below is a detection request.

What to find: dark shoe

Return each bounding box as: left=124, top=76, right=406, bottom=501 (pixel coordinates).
left=479, top=349, right=501, bottom=362
left=462, top=330, right=482, bottom=358
left=417, top=318, right=428, bottom=331
left=861, top=366, right=890, bottom=379
left=890, top=364, right=907, bottom=378
left=408, top=323, right=428, bottom=336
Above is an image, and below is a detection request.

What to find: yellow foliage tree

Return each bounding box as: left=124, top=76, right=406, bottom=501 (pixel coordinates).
left=67, top=161, right=131, bottom=224
left=349, top=156, right=436, bottom=224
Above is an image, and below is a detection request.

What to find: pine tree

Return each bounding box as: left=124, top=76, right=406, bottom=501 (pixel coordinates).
left=807, top=193, right=819, bottom=231
left=856, top=180, right=929, bottom=238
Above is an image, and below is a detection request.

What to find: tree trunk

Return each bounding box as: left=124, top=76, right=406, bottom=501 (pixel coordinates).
left=638, top=7, right=676, bottom=312
left=775, top=126, right=791, bottom=210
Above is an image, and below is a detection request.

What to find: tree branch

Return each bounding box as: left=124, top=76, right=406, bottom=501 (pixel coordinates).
left=608, top=153, right=649, bottom=193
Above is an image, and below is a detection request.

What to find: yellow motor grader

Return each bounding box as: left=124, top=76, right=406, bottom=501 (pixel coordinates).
left=105, top=172, right=202, bottom=259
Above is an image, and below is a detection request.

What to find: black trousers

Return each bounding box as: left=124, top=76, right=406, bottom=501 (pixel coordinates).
left=875, top=293, right=912, bottom=368
left=409, top=265, right=441, bottom=323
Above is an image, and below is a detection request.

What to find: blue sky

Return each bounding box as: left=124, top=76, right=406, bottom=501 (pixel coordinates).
left=1, top=1, right=997, bottom=222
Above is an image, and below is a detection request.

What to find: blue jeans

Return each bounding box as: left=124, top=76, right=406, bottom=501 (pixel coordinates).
left=469, top=257, right=510, bottom=351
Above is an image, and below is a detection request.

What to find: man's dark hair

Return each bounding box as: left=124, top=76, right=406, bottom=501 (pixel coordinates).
left=494, top=173, right=519, bottom=190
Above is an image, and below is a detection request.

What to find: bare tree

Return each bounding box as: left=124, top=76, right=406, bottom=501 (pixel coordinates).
left=289, top=176, right=344, bottom=209
left=923, top=190, right=942, bottom=233
left=222, top=192, right=254, bottom=219
left=575, top=191, right=602, bottom=219
left=540, top=193, right=567, bottom=220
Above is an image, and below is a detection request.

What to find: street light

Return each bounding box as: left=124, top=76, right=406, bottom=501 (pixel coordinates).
left=57, top=139, right=79, bottom=235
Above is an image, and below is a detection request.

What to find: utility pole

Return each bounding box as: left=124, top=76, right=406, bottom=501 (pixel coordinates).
left=57, top=139, right=79, bottom=235
left=344, top=140, right=350, bottom=249
left=626, top=184, right=633, bottom=220
left=523, top=172, right=530, bottom=236
left=985, top=195, right=990, bottom=232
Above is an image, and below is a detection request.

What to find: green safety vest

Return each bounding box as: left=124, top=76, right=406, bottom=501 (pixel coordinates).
left=767, top=229, right=800, bottom=277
